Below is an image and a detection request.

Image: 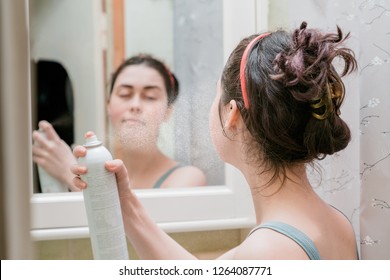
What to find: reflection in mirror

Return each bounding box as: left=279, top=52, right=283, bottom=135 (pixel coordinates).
left=30, top=0, right=107, bottom=193
left=111, top=0, right=225, bottom=187
left=30, top=0, right=225, bottom=192
left=106, top=54, right=208, bottom=189
left=33, top=61, right=74, bottom=193
left=35, top=61, right=74, bottom=147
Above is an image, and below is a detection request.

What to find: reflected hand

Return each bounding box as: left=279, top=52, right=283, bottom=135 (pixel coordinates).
left=32, top=120, right=79, bottom=191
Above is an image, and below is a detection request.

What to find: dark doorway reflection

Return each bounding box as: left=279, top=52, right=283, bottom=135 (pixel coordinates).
left=36, top=60, right=74, bottom=146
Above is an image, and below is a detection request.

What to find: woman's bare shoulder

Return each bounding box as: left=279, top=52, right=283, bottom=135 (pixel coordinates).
left=232, top=227, right=309, bottom=260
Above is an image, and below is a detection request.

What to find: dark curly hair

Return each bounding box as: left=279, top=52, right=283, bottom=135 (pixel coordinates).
left=109, top=54, right=179, bottom=105
left=221, top=21, right=357, bottom=185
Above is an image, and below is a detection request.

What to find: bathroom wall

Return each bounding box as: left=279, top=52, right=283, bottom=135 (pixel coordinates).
left=34, top=229, right=251, bottom=259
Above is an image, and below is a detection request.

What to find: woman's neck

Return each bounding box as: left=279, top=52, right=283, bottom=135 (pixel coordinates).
left=242, top=163, right=319, bottom=224
left=114, top=140, right=176, bottom=188
left=117, top=142, right=160, bottom=170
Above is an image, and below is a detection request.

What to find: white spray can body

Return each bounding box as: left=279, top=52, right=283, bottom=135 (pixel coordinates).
left=35, top=130, right=68, bottom=193
left=78, top=134, right=129, bottom=260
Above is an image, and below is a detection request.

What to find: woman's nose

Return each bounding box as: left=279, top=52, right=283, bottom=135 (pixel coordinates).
left=128, top=95, right=142, bottom=112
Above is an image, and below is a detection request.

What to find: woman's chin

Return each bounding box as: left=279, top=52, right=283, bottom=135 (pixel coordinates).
left=115, top=126, right=154, bottom=149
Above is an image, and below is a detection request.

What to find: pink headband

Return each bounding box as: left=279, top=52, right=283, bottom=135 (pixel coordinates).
left=239, top=32, right=271, bottom=109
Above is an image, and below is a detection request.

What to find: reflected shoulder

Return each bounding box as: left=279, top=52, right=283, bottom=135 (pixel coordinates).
left=163, top=165, right=207, bottom=188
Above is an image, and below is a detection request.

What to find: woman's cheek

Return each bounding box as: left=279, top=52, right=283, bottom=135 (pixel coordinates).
left=108, top=104, right=125, bottom=128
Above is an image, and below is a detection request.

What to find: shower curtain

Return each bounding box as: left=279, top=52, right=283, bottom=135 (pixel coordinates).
left=280, top=0, right=390, bottom=259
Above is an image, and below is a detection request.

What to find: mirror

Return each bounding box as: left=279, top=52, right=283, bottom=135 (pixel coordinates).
left=30, top=0, right=224, bottom=192
left=30, top=0, right=267, bottom=240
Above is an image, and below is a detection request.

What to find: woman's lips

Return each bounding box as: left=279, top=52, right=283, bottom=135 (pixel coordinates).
left=121, top=118, right=145, bottom=125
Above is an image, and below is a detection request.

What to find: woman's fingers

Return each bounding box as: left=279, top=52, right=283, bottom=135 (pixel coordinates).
left=70, top=164, right=87, bottom=190
left=32, top=130, right=50, bottom=149
left=105, top=159, right=132, bottom=196
left=73, top=145, right=87, bottom=158
left=70, top=164, right=87, bottom=176
left=32, top=143, right=47, bottom=157
left=105, top=159, right=128, bottom=180
left=84, top=131, right=95, bottom=138
left=38, top=120, right=61, bottom=142
left=70, top=136, right=90, bottom=190
left=73, top=176, right=87, bottom=189
left=70, top=160, right=88, bottom=188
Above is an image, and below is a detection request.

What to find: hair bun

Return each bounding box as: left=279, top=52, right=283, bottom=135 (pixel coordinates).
left=272, top=21, right=356, bottom=104
left=271, top=22, right=357, bottom=158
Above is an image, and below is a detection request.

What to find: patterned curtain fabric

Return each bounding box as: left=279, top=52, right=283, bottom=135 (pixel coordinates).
left=281, top=0, right=390, bottom=259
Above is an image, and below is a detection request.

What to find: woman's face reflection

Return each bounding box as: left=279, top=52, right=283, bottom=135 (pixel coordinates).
left=107, top=64, right=171, bottom=148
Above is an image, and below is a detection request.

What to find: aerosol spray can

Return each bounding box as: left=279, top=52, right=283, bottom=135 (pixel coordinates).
left=35, top=129, right=68, bottom=193
left=78, top=133, right=129, bottom=260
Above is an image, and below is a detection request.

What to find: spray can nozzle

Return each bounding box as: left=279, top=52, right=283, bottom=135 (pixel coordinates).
left=83, top=133, right=102, bottom=148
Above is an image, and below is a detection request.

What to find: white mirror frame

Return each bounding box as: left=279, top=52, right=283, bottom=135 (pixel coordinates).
left=30, top=0, right=268, bottom=241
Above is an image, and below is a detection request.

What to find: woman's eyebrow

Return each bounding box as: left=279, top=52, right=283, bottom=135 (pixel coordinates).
left=120, top=84, right=161, bottom=89
left=117, top=84, right=133, bottom=90
left=116, top=84, right=163, bottom=92
left=143, top=85, right=163, bottom=91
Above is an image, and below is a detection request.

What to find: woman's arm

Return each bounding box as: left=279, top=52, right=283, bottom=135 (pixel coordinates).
left=72, top=144, right=197, bottom=259
left=32, top=120, right=80, bottom=191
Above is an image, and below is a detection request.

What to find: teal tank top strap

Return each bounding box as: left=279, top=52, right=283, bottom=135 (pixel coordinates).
left=248, top=221, right=321, bottom=260
left=152, top=164, right=183, bottom=189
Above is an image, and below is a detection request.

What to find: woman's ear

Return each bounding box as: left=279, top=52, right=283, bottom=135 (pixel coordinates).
left=224, top=100, right=241, bottom=130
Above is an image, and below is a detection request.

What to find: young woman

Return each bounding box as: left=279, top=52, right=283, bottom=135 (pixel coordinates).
left=72, top=22, right=358, bottom=259
left=32, top=54, right=206, bottom=191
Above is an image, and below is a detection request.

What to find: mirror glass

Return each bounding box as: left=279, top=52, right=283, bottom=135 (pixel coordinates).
left=29, top=0, right=225, bottom=192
